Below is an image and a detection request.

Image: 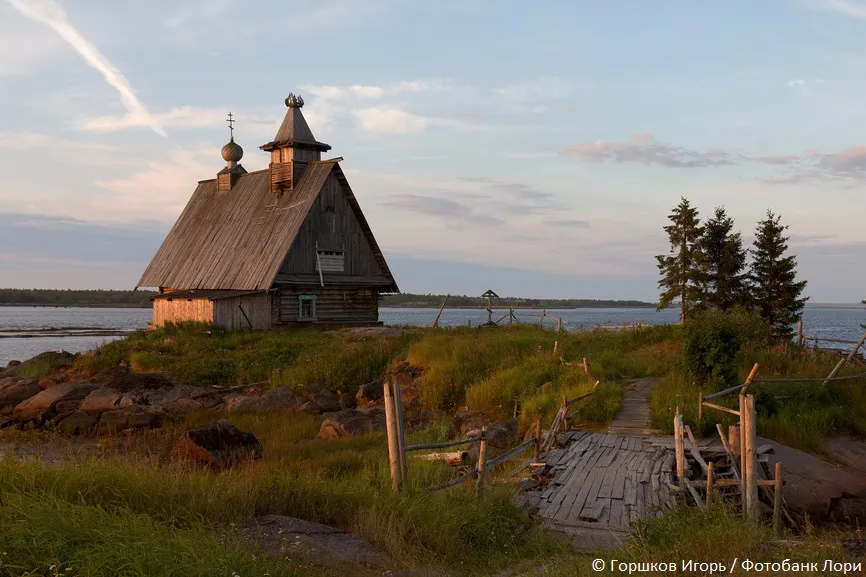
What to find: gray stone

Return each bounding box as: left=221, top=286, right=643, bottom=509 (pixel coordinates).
left=299, top=401, right=321, bottom=414
left=184, top=419, right=262, bottom=468
left=240, top=515, right=390, bottom=569
left=224, top=394, right=270, bottom=413
left=306, top=383, right=341, bottom=412
left=355, top=381, right=382, bottom=407
left=0, top=378, right=42, bottom=413
left=317, top=407, right=386, bottom=440
left=79, top=387, right=123, bottom=413
left=14, top=382, right=100, bottom=416
left=263, top=387, right=305, bottom=410
left=96, top=406, right=162, bottom=434
left=54, top=410, right=99, bottom=435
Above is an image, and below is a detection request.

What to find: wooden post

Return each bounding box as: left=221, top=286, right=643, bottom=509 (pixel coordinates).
left=773, top=461, right=784, bottom=537
left=432, top=294, right=449, bottom=328
left=509, top=308, right=514, bottom=324
left=540, top=309, right=546, bottom=329
left=513, top=400, right=519, bottom=419
left=820, top=357, right=847, bottom=388
left=741, top=363, right=760, bottom=394
left=796, top=320, right=804, bottom=348
left=557, top=317, right=563, bottom=332
left=675, top=407, right=685, bottom=488
left=383, top=380, right=402, bottom=492
left=583, top=357, right=589, bottom=376
left=728, top=424, right=741, bottom=459
left=393, top=378, right=407, bottom=485
left=553, top=340, right=558, bottom=354
left=476, top=427, right=488, bottom=497
left=534, top=413, right=541, bottom=463
left=698, top=392, right=703, bottom=421
left=742, top=394, right=758, bottom=521
left=468, top=319, right=472, bottom=328
left=706, top=460, right=714, bottom=507
left=561, top=395, right=568, bottom=430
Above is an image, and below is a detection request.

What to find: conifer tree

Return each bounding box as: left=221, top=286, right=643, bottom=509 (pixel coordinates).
left=701, top=206, right=749, bottom=311
left=656, top=197, right=705, bottom=322
left=750, top=210, right=808, bottom=338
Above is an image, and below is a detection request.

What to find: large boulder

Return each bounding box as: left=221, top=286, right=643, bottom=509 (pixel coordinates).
left=2, top=351, right=76, bottom=379
left=355, top=381, right=382, bottom=407
left=0, top=378, right=42, bottom=413
left=305, top=383, right=341, bottom=412
left=317, top=407, right=386, bottom=440
left=96, top=406, right=163, bottom=434
left=54, top=410, right=99, bottom=435
left=184, top=419, right=262, bottom=468
left=224, top=387, right=305, bottom=413
left=386, top=362, right=423, bottom=408
left=13, top=382, right=101, bottom=417
left=239, top=515, right=390, bottom=569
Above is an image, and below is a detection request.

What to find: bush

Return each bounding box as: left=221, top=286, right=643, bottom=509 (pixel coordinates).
left=682, top=309, right=766, bottom=392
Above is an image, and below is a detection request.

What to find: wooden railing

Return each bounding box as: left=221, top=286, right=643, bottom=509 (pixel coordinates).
left=383, top=369, right=600, bottom=495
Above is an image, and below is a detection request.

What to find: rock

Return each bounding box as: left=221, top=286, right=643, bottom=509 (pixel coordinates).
left=0, top=378, right=42, bottom=413
left=54, top=399, right=83, bottom=413
left=224, top=394, right=270, bottom=413
left=90, top=366, right=174, bottom=392
left=184, top=419, right=262, bottom=468
left=79, top=387, right=123, bottom=413
left=843, top=537, right=865, bottom=560
left=54, top=410, right=99, bottom=435
left=455, top=409, right=490, bottom=438
left=485, top=419, right=518, bottom=449
left=306, top=383, right=341, bottom=412
left=338, top=392, right=356, bottom=409
left=263, top=387, right=305, bottom=410
left=317, top=407, right=386, bottom=440
left=13, top=382, right=100, bottom=417
left=386, top=362, right=423, bottom=408
left=239, top=515, right=390, bottom=569
left=299, top=401, right=321, bottom=415
left=3, top=351, right=76, bottom=378
left=828, top=493, right=866, bottom=524
left=355, top=381, right=382, bottom=407
left=38, top=377, right=62, bottom=389
left=96, top=406, right=162, bottom=435
left=164, top=397, right=203, bottom=413
left=5, top=360, right=21, bottom=368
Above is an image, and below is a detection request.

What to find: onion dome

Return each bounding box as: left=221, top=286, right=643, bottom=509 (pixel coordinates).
left=221, top=137, right=244, bottom=163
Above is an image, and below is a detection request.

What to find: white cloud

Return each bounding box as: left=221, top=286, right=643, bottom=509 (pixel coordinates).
left=492, top=77, right=568, bottom=101
left=303, top=84, right=349, bottom=100
left=349, top=85, right=384, bottom=98
left=817, top=0, right=866, bottom=19
left=5, top=0, right=165, bottom=137
left=352, top=107, right=432, bottom=133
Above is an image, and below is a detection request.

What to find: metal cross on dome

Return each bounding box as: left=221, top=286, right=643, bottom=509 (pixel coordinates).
left=226, top=112, right=235, bottom=139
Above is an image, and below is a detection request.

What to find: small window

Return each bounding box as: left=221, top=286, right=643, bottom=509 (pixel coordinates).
left=298, top=295, right=316, bottom=321
left=316, top=249, right=345, bottom=272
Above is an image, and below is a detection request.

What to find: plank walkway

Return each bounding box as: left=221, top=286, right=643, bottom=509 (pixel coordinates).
left=518, top=431, right=677, bottom=551
left=607, top=377, right=661, bottom=437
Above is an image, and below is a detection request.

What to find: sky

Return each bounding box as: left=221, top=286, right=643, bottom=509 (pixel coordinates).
left=1, top=0, right=865, bottom=302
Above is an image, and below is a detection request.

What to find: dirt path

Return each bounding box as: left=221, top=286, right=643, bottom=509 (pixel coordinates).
left=607, top=377, right=661, bottom=437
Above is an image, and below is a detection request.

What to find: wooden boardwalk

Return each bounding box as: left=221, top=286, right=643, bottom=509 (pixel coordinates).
left=608, top=377, right=661, bottom=437
left=518, top=431, right=677, bottom=551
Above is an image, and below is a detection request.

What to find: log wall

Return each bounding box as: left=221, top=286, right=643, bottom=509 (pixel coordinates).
left=152, top=298, right=214, bottom=327
left=277, top=287, right=378, bottom=324
left=213, top=293, right=273, bottom=331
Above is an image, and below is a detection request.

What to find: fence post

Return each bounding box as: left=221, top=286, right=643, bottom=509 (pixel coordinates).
left=773, top=461, right=784, bottom=537
left=706, top=460, right=714, bottom=507
left=561, top=395, right=568, bottom=430
left=675, top=407, right=685, bottom=488
left=534, top=413, right=541, bottom=463
left=383, top=380, right=402, bottom=492
left=728, top=424, right=741, bottom=459
left=796, top=320, right=804, bottom=349
left=583, top=357, right=589, bottom=376
left=557, top=317, right=563, bottom=332
left=476, top=427, right=488, bottom=498
left=393, top=378, right=407, bottom=485
left=742, top=394, right=758, bottom=521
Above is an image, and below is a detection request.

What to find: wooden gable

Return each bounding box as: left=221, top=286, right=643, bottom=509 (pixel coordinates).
left=277, top=170, right=391, bottom=287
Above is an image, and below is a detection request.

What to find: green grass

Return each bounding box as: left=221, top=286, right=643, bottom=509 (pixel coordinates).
left=13, top=358, right=59, bottom=380
left=0, top=491, right=322, bottom=577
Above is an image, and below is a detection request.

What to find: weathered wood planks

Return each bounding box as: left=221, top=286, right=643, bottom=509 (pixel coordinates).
left=527, top=430, right=677, bottom=551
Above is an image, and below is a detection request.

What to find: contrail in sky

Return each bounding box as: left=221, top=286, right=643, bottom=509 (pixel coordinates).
left=6, top=0, right=166, bottom=137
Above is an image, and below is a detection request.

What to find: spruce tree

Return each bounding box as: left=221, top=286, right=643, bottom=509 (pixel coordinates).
left=656, top=197, right=705, bottom=322
left=701, top=206, right=749, bottom=311
left=750, top=210, right=808, bottom=338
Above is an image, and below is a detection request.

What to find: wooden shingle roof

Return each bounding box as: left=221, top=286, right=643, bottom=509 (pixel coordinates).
left=137, top=159, right=396, bottom=292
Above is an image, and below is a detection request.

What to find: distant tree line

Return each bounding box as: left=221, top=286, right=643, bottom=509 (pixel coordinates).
left=0, top=289, right=157, bottom=308
left=380, top=293, right=655, bottom=308
left=656, top=197, right=807, bottom=337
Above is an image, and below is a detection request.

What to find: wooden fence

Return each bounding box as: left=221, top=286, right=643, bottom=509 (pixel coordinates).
left=382, top=371, right=600, bottom=495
